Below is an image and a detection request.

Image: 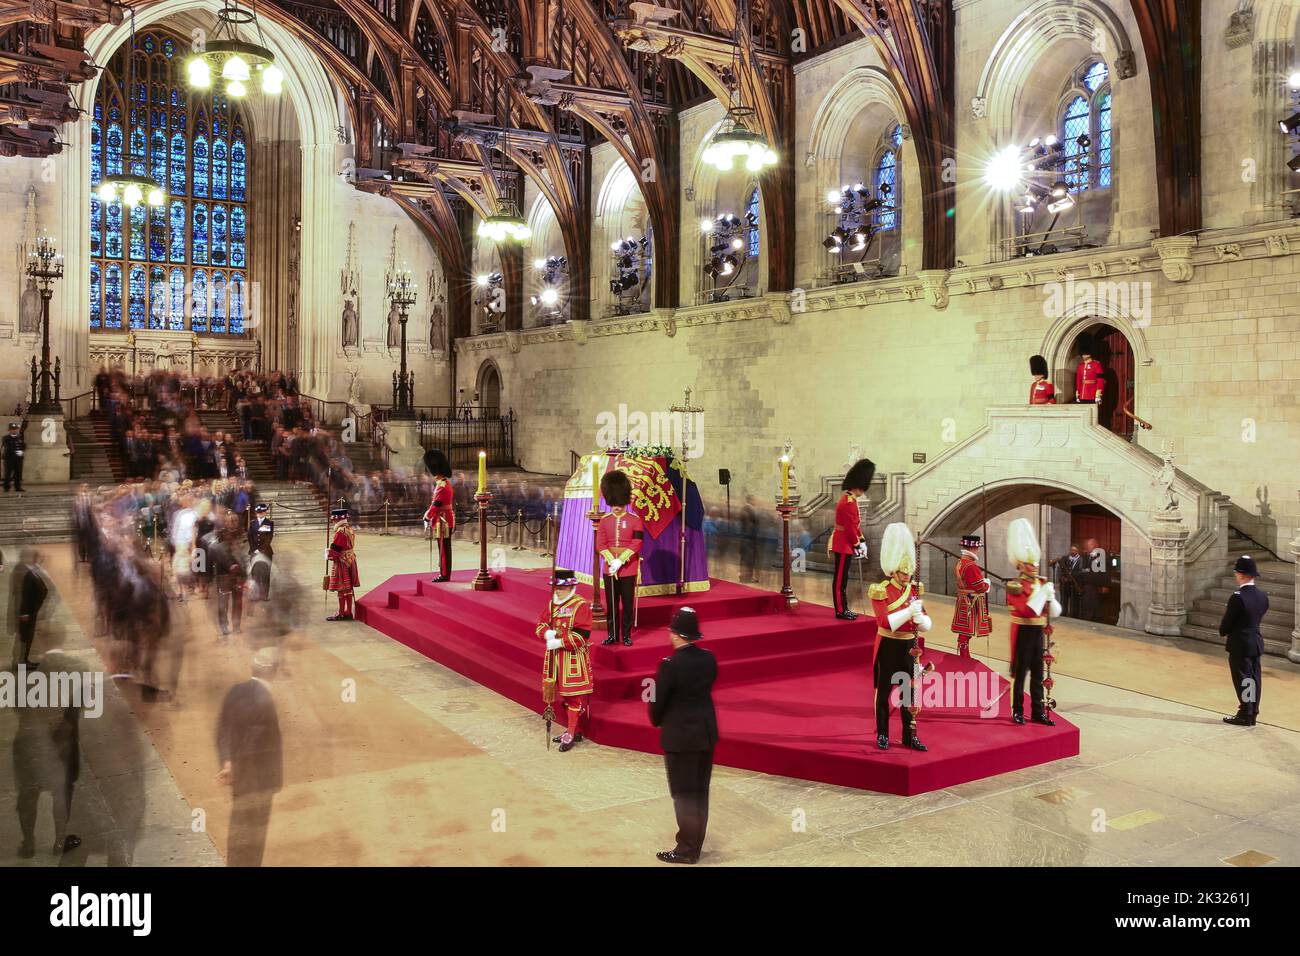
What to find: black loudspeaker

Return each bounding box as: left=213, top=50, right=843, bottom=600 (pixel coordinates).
left=718, top=468, right=731, bottom=485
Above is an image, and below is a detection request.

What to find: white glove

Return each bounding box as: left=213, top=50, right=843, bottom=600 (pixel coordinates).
left=854, top=542, right=869, bottom=558
left=608, top=558, right=623, bottom=575
left=545, top=636, right=563, bottom=651
left=1047, top=595, right=1062, bottom=619
left=886, top=605, right=914, bottom=631
left=1027, top=583, right=1048, bottom=616
left=324, top=548, right=331, bottom=560
left=914, top=612, right=933, bottom=633
left=543, top=628, right=557, bottom=641
left=1043, top=583, right=1056, bottom=601
left=910, top=602, right=926, bottom=622
left=423, top=518, right=430, bottom=530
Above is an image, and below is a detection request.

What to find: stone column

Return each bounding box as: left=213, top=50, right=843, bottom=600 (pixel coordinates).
left=384, top=418, right=426, bottom=474
left=1289, top=529, right=1300, bottom=664
left=1146, top=508, right=1190, bottom=636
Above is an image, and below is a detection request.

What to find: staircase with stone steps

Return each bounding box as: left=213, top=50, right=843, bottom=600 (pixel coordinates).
left=193, top=409, right=276, bottom=482
left=0, top=485, right=79, bottom=543
left=68, top=411, right=130, bottom=483
left=1182, top=531, right=1295, bottom=656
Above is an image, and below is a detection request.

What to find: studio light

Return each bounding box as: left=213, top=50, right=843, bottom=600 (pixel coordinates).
left=1281, top=112, right=1300, bottom=134
left=985, top=145, right=1025, bottom=192
left=1289, top=70, right=1300, bottom=91
left=1288, top=153, right=1300, bottom=173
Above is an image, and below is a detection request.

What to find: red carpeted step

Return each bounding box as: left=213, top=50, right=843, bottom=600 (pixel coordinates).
left=357, top=569, right=1081, bottom=796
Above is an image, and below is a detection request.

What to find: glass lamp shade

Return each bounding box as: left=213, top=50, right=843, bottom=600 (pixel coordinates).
left=222, top=55, right=250, bottom=83
left=261, top=64, right=284, bottom=94
left=98, top=181, right=118, bottom=202
left=187, top=57, right=212, bottom=89
left=226, top=78, right=247, bottom=98
left=123, top=182, right=144, bottom=207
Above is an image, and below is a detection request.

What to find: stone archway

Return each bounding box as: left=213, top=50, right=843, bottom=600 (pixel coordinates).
left=476, top=358, right=502, bottom=414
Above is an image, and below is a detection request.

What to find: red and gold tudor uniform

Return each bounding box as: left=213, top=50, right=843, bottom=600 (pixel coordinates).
left=423, top=449, right=455, bottom=583
left=951, top=535, right=992, bottom=658
left=536, top=570, right=594, bottom=751
left=1005, top=518, right=1061, bottom=726
left=597, top=469, right=645, bottom=646
left=325, top=508, right=360, bottom=621
left=828, top=458, right=875, bottom=620
left=868, top=522, right=932, bottom=751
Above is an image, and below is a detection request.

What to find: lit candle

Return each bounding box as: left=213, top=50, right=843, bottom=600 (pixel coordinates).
left=477, top=450, right=486, bottom=494
left=780, top=454, right=790, bottom=504
left=591, top=456, right=600, bottom=507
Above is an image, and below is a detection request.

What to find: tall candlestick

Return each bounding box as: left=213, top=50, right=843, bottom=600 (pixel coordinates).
left=477, top=450, right=487, bottom=494
left=780, top=454, right=790, bottom=504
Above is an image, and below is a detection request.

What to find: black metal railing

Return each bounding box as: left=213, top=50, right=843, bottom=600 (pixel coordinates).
left=415, top=411, right=516, bottom=468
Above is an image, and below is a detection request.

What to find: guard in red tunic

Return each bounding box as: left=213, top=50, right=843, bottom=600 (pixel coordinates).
left=422, top=449, right=454, bottom=583
left=537, top=568, right=594, bottom=752
left=1075, top=340, right=1105, bottom=404
left=1005, top=518, right=1061, bottom=726
left=597, top=469, right=644, bottom=646
left=951, top=534, right=992, bottom=658
left=1029, top=354, right=1056, bottom=404
left=325, top=506, right=360, bottom=621
left=829, top=458, right=875, bottom=620
left=868, top=522, right=932, bottom=751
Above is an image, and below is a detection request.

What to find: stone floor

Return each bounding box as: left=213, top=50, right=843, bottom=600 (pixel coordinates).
left=2, top=528, right=1298, bottom=867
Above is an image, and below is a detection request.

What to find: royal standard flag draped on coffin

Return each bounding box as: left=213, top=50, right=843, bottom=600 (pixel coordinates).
left=556, top=451, right=709, bottom=596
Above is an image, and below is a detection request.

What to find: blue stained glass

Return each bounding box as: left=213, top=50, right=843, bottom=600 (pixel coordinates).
left=193, top=133, right=209, bottom=198
left=94, top=101, right=102, bottom=121
left=191, top=270, right=208, bottom=332
left=1098, top=92, right=1112, bottom=189
left=876, top=149, right=898, bottom=231
left=192, top=203, right=208, bottom=264
left=90, top=119, right=102, bottom=184
left=230, top=272, right=245, bottom=335
left=169, top=132, right=186, bottom=195
left=169, top=201, right=186, bottom=262
left=143, top=35, right=155, bottom=54
left=90, top=264, right=102, bottom=329
left=149, top=266, right=166, bottom=329
left=106, top=122, right=123, bottom=176
left=212, top=138, right=228, bottom=200
left=105, top=202, right=123, bottom=258
left=163, top=38, right=174, bottom=58
left=230, top=206, right=246, bottom=268
left=150, top=128, right=167, bottom=195
left=129, top=204, right=146, bottom=260
left=1083, top=61, right=1108, bottom=92
left=128, top=265, right=146, bottom=329
left=1062, top=95, right=1090, bottom=191
left=169, top=269, right=185, bottom=330
left=211, top=204, right=227, bottom=266
left=105, top=264, right=123, bottom=329
left=210, top=271, right=226, bottom=334
left=149, top=204, right=166, bottom=261
left=171, top=108, right=185, bottom=130
left=231, top=132, right=246, bottom=201
left=745, top=189, right=760, bottom=259
left=130, top=124, right=145, bottom=176
left=890, top=123, right=903, bottom=147
left=90, top=197, right=102, bottom=257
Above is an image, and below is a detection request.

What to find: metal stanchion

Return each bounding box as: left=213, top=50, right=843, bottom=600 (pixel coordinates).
left=513, top=508, right=525, bottom=551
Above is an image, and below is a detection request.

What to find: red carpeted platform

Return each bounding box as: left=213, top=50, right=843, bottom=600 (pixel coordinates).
left=357, top=569, right=1079, bottom=796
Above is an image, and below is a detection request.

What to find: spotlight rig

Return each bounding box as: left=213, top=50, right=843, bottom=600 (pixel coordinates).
left=473, top=271, right=505, bottom=332
left=986, top=130, right=1092, bottom=255
left=530, top=255, right=569, bottom=323
left=609, top=235, right=651, bottom=315
left=700, top=212, right=755, bottom=300
left=823, top=181, right=893, bottom=280
left=1282, top=70, right=1300, bottom=185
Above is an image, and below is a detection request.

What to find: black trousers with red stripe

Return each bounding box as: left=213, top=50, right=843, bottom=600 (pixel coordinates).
left=831, top=552, right=853, bottom=614
left=435, top=536, right=452, bottom=579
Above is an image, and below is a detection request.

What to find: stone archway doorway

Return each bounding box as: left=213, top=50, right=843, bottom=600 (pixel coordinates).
left=476, top=361, right=502, bottom=415
left=1065, top=321, right=1136, bottom=439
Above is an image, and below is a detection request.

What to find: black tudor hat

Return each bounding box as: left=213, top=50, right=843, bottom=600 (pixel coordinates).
left=600, top=469, right=632, bottom=507
left=1030, top=354, right=1049, bottom=377
left=960, top=534, right=982, bottom=550
left=843, top=458, right=876, bottom=493
left=552, top=568, right=579, bottom=587
left=669, top=606, right=702, bottom=641
left=254, top=502, right=270, bottom=513
left=424, top=448, right=451, bottom=479
left=330, top=506, right=350, bottom=520
left=1234, top=554, right=1259, bottom=577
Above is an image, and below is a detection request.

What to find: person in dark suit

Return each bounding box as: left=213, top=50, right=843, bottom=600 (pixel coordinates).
left=14, top=631, right=82, bottom=857
left=1055, top=544, right=1085, bottom=618
left=649, top=607, right=718, bottom=864
left=2, top=421, right=25, bottom=493
left=215, top=648, right=283, bottom=866
left=1220, top=555, right=1269, bottom=727
left=13, top=548, right=50, bottom=669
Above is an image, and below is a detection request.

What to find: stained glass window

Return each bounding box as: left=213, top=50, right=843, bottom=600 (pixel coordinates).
left=128, top=265, right=146, bottom=329
left=1059, top=61, right=1112, bottom=193
left=746, top=188, right=760, bottom=259
left=91, top=30, right=251, bottom=336
left=875, top=148, right=898, bottom=231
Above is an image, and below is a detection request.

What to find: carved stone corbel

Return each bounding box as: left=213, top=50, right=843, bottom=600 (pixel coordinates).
left=917, top=269, right=950, bottom=310
left=1152, top=236, right=1197, bottom=282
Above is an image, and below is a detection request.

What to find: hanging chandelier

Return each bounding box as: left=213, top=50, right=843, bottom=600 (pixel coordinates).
left=477, top=197, right=532, bottom=243
left=187, top=1, right=284, bottom=97
left=476, top=78, right=531, bottom=244
left=703, top=106, right=777, bottom=173
left=98, top=10, right=165, bottom=209
left=701, top=0, right=778, bottom=174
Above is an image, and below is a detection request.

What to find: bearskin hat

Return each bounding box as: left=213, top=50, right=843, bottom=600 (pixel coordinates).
left=843, top=458, right=876, bottom=494
left=1007, top=517, right=1042, bottom=567
left=600, top=469, right=632, bottom=507
left=880, top=522, right=917, bottom=577
left=1030, top=354, right=1049, bottom=377
left=1076, top=335, right=1095, bottom=358
left=423, top=448, right=451, bottom=479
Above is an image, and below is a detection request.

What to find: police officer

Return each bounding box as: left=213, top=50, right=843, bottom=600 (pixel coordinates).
left=1221, top=555, right=1269, bottom=727
left=2, top=421, right=25, bottom=493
